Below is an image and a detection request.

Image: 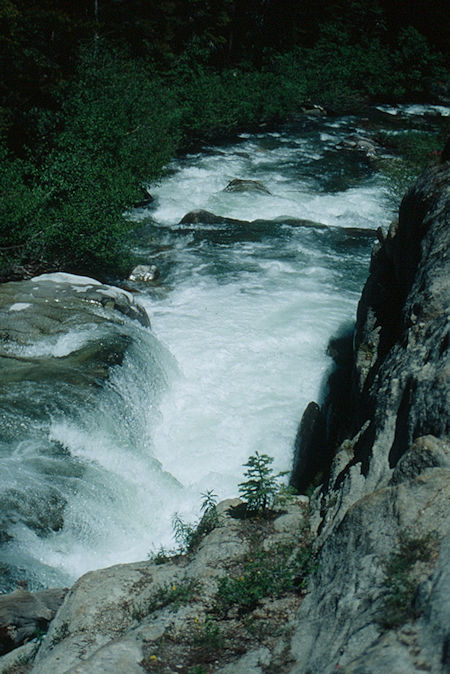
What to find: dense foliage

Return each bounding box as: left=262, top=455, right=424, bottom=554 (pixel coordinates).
left=0, top=0, right=448, bottom=279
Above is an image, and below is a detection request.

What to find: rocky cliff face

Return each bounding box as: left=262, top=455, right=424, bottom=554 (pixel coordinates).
left=0, top=162, right=448, bottom=673
left=290, top=161, right=449, bottom=673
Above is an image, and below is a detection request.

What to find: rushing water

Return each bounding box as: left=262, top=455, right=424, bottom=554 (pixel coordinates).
left=2, top=105, right=445, bottom=591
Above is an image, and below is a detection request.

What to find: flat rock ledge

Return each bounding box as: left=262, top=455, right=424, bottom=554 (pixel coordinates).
left=0, top=497, right=311, bottom=673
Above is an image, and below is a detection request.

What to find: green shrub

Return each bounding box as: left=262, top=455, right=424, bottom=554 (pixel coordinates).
left=380, top=532, right=438, bottom=629
left=214, top=542, right=315, bottom=617
left=134, top=577, right=199, bottom=620
left=1, top=25, right=447, bottom=281
left=172, top=491, right=219, bottom=554
left=376, top=129, right=446, bottom=204
left=147, top=545, right=177, bottom=565
left=0, top=143, right=47, bottom=278
left=193, top=616, right=224, bottom=651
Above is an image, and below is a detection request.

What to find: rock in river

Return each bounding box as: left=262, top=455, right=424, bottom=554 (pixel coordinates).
left=128, top=264, right=160, bottom=282
left=223, top=178, right=271, bottom=194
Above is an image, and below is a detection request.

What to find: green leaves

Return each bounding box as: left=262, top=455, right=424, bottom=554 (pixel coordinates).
left=1, top=12, right=447, bottom=281
left=215, top=542, right=316, bottom=617
left=172, top=491, right=219, bottom=555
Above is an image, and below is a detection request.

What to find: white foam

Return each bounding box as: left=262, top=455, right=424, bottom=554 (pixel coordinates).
left=376, top=103, right=450, bottom=117
left=9, top=303, right=31, bottom=311
left=3, top=328, right=99, bottom=358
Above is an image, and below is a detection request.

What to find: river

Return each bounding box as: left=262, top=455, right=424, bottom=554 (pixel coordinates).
left=0, top=104, right=446, bottom=591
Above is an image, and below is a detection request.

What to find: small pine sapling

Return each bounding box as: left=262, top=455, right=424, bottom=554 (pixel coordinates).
left=238, top=451, right=286, bottom=516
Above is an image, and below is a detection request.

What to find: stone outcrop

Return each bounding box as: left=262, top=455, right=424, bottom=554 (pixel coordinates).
left=0, top=588, right=67, bottom=656
left=289, top=161, right=450, bottom=672
left=337, top=134, right=380, bottom=161
left=179, top=210, right=377, bottom=246
left=179, top=209, right=248, bottom=226
left=0, top=273, right=150, bottom=335
left=21, top=498, right=310, bottom=673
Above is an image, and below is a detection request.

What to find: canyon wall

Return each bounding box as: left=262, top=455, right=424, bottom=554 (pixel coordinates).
left=290, top=160, right=450, bottom=673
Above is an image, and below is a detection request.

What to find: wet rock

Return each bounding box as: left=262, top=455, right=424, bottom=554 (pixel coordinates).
left=255, top=216, right=327, bottom=229
left=0, top=273, right=156, bottom=563
left=223, top=178, right=271, bottom=195
left=0, top=273, right=150, bottom=338
left=337, top=134, right=380, bottom=160
left=290, top=402, right=327, bottom=494
left=0, top=588, right=67, bottom=655
left=179, top=209, right=248, bottom=225
left=300, top=104, right=327, bottom=116
left=0, top=273, right=151, bottom=392
left=128, top=264, right=160, bottom=283
left=133, top=187, right=154, bottom=209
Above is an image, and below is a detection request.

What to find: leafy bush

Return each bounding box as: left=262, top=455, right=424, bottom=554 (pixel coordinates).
left=393, top=27, right=446, bottom=98
left=34, top=46, right=180, bottom=275
left=172, top=491, right=219, bottom=554
left=193, top=616, right=224, bottom=651
left=0, top=144, right=47, bottom=278
left=1, top=22, right=447, bottom=280
left=214, top=542, right=315, bottom=617
left=376, top=128, right=447, bottom=204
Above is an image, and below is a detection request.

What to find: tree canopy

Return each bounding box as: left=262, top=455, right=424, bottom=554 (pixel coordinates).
left=0, top=0, right=448, bottom=280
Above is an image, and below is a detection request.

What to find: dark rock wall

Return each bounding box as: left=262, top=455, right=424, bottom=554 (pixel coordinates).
left=289, top=161, right=450, bottom=673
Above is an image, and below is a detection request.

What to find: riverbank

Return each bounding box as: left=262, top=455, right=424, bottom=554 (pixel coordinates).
left=1, top=20, right=448, bottom=284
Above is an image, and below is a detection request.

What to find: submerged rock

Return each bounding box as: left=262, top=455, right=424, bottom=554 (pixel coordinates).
left=299, top=104, right=327, bottom=116
left=178, top=211, right=377, bottom=247
left=0, top=274, right=154, bottom=576
left=337, top=134, right=380, bottom=160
